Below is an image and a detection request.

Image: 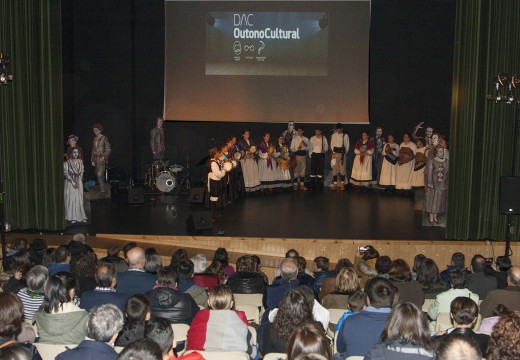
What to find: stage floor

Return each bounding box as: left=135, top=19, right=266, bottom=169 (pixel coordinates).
left=82, top=187, right=446, bottom=240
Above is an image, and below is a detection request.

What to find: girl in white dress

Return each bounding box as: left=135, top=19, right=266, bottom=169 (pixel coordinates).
left=258, top=132, right=277, bottom=190
left=379, top=134, right=400, bottom=187
left=395, top=133, right=417, bottom=190
left=64, top=148, right=87, bottom=223
left=350, top=131, right=374, bottom=187
left=238, top=130, right=260, bottom=192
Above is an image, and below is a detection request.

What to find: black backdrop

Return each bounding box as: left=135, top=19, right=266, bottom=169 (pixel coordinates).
left=62, top=0, right=455, bottom=185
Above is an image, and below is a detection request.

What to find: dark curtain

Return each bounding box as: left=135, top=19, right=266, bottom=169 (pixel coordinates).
left=0, top=1, right=64, bottom=230
left=447, top=0, right=520, bottom=240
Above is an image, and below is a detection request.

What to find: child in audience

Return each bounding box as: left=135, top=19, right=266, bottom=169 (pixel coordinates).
left=115, top=294, right=151, bottom=347
left=333, top=290, right=366, bottom=333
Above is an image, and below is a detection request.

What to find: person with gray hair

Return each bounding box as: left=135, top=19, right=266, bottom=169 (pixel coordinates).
left=436, top=334, right=481, bottom=360
left=191, top=253, right=207, bottom=274
left=16, top=265, right=48, bottom=320
left=56, top=304, right=124, bottom=360
left=263, top=258, right=300, bottom=323
left=80, top=263, right=129, bottom=314
left=116, top=247, right=156, bottom=296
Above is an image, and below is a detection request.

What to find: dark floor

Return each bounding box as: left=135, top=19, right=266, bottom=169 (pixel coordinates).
left=82, top=187, right=446, bottom=240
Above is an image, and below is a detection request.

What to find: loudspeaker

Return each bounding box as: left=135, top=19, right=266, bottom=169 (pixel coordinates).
left=186, top=211, right=213, bottom=232
left=499, top=176, right=520, bottom=214
left=188, top=187, right=205, bottom=203
left=128, top=188, right=145, bottom=204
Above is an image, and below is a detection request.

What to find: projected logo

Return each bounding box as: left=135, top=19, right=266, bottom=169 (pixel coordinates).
left=233, top=41, right=242, bottom=55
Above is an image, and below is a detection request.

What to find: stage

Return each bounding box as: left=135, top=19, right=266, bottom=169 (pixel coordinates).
left=80, top=186, right=446, bottom=240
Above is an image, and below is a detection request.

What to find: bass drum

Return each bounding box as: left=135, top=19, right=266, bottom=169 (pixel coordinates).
left=156, top=171, right=176, bottom=193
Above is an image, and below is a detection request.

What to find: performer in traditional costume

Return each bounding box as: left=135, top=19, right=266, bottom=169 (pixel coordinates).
left=282, top=121, right=297, bottom=185
left=373, top=127, right=385, bottom=185
left=350, top=131, right=374, bottom=188
left=274, top=135, right=291, bottom=190
left=225, top=136, right=244, bottom=201
left=412, top=138, right=427, bottom=188
left=308, top=128, right=329, bottom=189
left=395, top=133, right=417, bottom=191
left=379, top=134, right=399, bottom=188
left=208, top=147, right=228, bottom=235
left=238, top=129, right=260, bottom=193
left=91, top=123, right=111, bottom=196
left=150, top=116, right=165, bottom=162
left=290, top=126, right=310, bottom=191
left=258, top=132, right=277, bottom=191
left=64, top=147, right=87, bottom=223
left=412, top=122, right=434, bottom=146
left=425, top=145, right=449, bottom=225
left=65, top=134, right=83, bottom=160
left=330, top=123, right=350, bottom=191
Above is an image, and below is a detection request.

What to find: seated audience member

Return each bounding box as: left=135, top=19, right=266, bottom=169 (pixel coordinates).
left=269, top=286, right=330, bottom=331
left=364, top=302, right=435, bottom=359
left=0, top=293, right=41, bottom=360
left=319, top=258, right=353, bottom=301
left=118, top=338, right=163, bottom=360
left=312, top=257, right=335, bottom=295
left=177, top=259, right=208, bottom=308
left=333, top=290, right=367, bottom=333
left=467, top=254, right=497, bottom=298
left=187, top=284, right=256, bottom=357
left=41, top=248, right=56, bottom=267
left=3, top=250, right=32, bottom=294
left=436, top=334, right=482, bottom=360
left=388, top=259, right=425, bottom=308
left=287, top=321, right=332, bottom=360
left=169, top=249, right=188, bottom=271
left=353, top=246, right=380, bottom=288
left=273, top=256, right=314, bottom=289
left=416, top=258, right=448, bottom=299
left=100, top=244, right=129, bottom=273
left=273, top=249, right=310, bottom=279
left=71, top=251, right=98, bottom=296
left=145, top=317, right=204, bottom=360
left=191, top=253, right=219, bottom=292
left=427, top=269, right=479, bottom=321
left=251, top=255, right=270, bottom=284
left=411, top=254, right=427, bottom=281
left=2, top=237, right=28, bottom=272
left=486, top=310, right=520, bottom=360
left=146, top=267, right=199, bottom=325
left=67, top=233, right=87, bottom=262
left=57, top=304, right=124, bottom=360
left=436, top=297, right=489, bottom=355
left=375, top=256, right=392, bottom=278
left=17, top=265, right=48, bottom=320
left=227, top=255, right=265, bottom=294
left=263, top=258, right=300, bottom=322
left=116, top=294, right=151, bottom=347
left=27, top=238, right=48, bottom=265
left=477, top=304, right=510, bottom=334
left=335, top=277, right=396, bottom=358
left=261, top=288, right=319, bottom=355
left=123, top=242, right=137, bottom=257
left=440, top=252, right=468, bottom=283
left=321, top=267, right=359, bottom=309
left=47, top=246, right=71, bottom=275
left=485, top=255, right=511, bottom=289
left=211, top=247, right=235, bottom=277
left=80, top=263, right=128, bottom=314
left=145, top=254, right=163, bottom=275
left=480, top=266, right=520, bottom=318
left=116, top=247, right=156, bottom=296
left=33, top=272, right=89, bottom=344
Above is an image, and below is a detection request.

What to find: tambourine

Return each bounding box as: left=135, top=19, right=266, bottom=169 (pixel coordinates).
left=223, top=161, right=233, bottom=172
left=231, top=160, right=238, bottom=168
left=233, top=151, right=242, bottom=161
left=398, top=147, right=415, bottom=165
left=267, top=145, right=276, bottom=155
left=359, top=144, right=368, bottom=154
left=330, top=158, right=337, bottom=167
left=249, top=145, right=257, bottom=153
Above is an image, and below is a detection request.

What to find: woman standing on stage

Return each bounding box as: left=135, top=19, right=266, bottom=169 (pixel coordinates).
left=412, top=138, right=427, bottom=188
left=225, top=136, right=244, bottom=200
left=395, top=133, right=417, bottom=191
left=379, top=134, right=399, bottom=188
left=350, top=131, right=374, bottom=188
left=208, top=147, right=228, bottom=235
left=275, top=134, right=292, bottom=190
left=258, top=132, right=277, bottom=191
left=238, top=129, right=261, bottom=193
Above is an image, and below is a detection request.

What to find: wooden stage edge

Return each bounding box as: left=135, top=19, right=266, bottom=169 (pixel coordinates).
left=7, top=233, right=517, bottom=277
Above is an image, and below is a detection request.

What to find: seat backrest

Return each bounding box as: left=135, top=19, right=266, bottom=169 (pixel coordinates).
left=34, top=343, right=75, bottom=359
left=345, top=357, right=364, bottom=360
left=263, top=353, right=287, bottom=360
left=233, top=293, right=263, bottom=307
left=422, top=298, right=435, bottom=313
left=328, top=308, right=346, bottom=326
left=236, top=304, right=260, bottom=324
left=185, top=350, right=250, bottom=360
left=172, top=323, right=191, bottom=341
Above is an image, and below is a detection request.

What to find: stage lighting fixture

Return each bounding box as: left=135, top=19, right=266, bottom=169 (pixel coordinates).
left=207, top=15, right=215, bottom=27
left=319, top=14, right=328, bottom=29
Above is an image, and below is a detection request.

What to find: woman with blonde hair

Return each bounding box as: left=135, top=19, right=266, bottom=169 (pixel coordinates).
left=187, top=285, right=256, bottom=357
left=321, top=267, right=359, bottom=309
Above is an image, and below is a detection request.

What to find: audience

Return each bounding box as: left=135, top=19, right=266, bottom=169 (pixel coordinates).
left=480, top=266, right=520, bottom=317
left=47, top=246, right=71, bottom=275
left=41, top=248, right=56, bottom=267
left=71, top=251, right=98, bottom=296
left=191, top=253, right=220, bottom=292
left=485, top=255, right=511, bottom=288
left=287, top=321, right=332, bottom=360
left=321, top=267, right=359, bottom=309
left=263, top=258, right=300, bottom=322
left=177, top=259, right=209, bottom=308
left=27, top=238, right=47, bottom=265
left=436, top=334, right=482, bottom=360
left=333, top=290, right=367, bottom=333
left=477, top=304, right=510, bottom=334
left=440, top=252, right=467, bottom=283
left=67, top=233, right=88, bottom=262
left=145, top=253, right=163, bottom=274
left=486, top=310, right=520, bottom=360
left=17, top=265, right=48, bottom=320
left=80, top=263, right=128, bottom=314
left=33, top=272, right=89, bottom=344
left=187, top=284, right=255, bottom=357
left=0, top=292, right=41, bottom=360
left=364, top=302, right=435, bottom=359
left=335, top=277, right=396, bottom=358
left=227, top=255, right=265, bottom=294
left=312, top=256, right=335, bottom=295
left=56, top=304, right=124, bottom=360
left=388, top=259, right=424, bottom=308
left=375, top=255, right=392, bottom=278
left=145, top=267, right=199, bottom=324
left=435, top=297, right=489, bottom=355
left=116, top=294, right=151, bottom=347
left=100, top=244, right=129, bottom=273
left=118, top=338, right=163, bottom=360
left=353, top=246, right=380, bottom=288
left=318, top=258, right=353, bottom=300
left=427, top=269, right=479, bottom=321
left=211, top=247, right=235, bottom=277
left=116, top=247, right=156, bottom=296
left=3, top=251, right=32, bottom=294
left=416, top=258, right=448, bottom=298
left=467, top=254, right=497, bottom=298
left=411, top=253, right=427, bottom=280
left=2, top=238, right=28, bottom=272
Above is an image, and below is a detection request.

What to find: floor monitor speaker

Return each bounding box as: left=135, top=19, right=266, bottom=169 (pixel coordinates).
left=186, top=211, right=213, bottom=232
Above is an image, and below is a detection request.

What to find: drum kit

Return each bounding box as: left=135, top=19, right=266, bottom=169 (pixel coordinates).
left=145, top=161, right=188, bottom=193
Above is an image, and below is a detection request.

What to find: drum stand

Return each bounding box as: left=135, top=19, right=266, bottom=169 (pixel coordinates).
left=176, top=154, right=191, bottom=191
